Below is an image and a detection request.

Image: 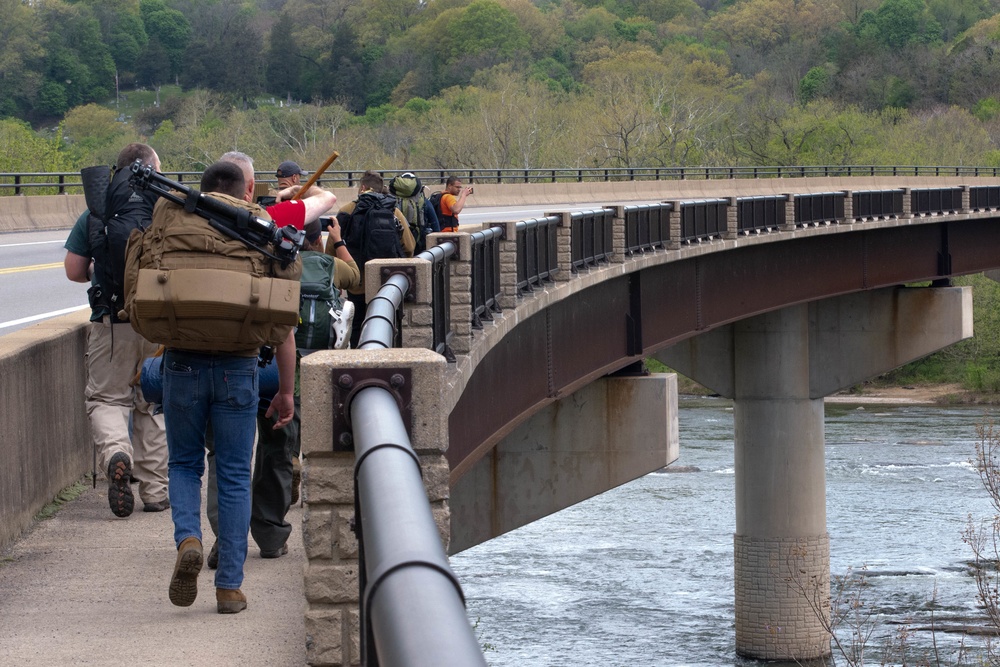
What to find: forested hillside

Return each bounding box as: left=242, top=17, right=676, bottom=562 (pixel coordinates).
left=5, top=0, right=1000, bottom=174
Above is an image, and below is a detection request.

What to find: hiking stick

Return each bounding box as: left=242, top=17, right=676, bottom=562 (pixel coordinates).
left=293, top=150, right=340, bottom=200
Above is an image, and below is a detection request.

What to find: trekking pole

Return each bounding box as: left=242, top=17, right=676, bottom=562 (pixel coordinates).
left=293, top=150, right=340, bottom=200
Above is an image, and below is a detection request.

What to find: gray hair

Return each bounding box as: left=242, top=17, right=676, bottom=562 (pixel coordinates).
left=219, top=151, right=254, bottom=183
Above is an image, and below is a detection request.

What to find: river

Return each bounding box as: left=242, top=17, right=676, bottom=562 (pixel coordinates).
left=450, top=396, right=1000, bottom=666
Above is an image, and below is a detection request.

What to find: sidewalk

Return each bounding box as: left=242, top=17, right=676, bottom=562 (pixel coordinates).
left=0, top=482, right=306, bottom=666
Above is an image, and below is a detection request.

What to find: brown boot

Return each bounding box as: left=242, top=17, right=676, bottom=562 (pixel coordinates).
left=168, top=537, right=203, bottom=607
left=216, top=588, right=247, bottom=614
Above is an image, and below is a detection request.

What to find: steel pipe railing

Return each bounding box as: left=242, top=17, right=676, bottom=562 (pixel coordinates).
left=352, top=269, right=485, bottom=666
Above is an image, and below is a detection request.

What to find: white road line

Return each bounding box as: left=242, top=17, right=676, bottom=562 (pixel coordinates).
left=0, top=239, right=67, bottom=248
left=0, top=305, right=89, bottom=330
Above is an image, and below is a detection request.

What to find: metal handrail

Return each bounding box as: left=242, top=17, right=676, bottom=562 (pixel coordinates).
left=352, top=270, right=485, bottom=666
left=5, top=164, right=1000, bottom=195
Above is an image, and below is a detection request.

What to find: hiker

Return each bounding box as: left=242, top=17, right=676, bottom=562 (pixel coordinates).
left=328, top=169, right=415, bottom=348
left=63, top=142, right=169, bottom=518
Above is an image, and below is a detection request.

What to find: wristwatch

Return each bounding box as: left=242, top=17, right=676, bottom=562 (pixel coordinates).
left=332, top=240, right=346, bottom=250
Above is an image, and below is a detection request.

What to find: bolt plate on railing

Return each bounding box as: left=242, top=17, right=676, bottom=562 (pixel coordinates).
left=330, top=368, right=412, bottom=451
left=379, top=265, right=417, bottom=301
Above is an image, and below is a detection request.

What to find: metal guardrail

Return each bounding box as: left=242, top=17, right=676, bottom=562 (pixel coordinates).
left=6, top=164, right=1000, bottom=195
left=853, top=189, right=905, bottom=219
left=515, top=216, right=560, bottom=295
left=623, top=203, right=671, bottom=254
left=911, top=187, right=962, bottom=216
left=794, top=192, right=844, bottom=227
left=737, top=195, right=784, bottom=234
left=680, top=198, right=728, bottom=243
left=970, top=185, right=1000, bottom=211
left=351, top=270, right=486, bottom=667
left=570, top=208, right=614, bottom=272
left=469, top=227, right=503, bottom=330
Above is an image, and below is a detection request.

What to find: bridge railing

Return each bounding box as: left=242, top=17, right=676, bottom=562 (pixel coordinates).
left=6, top=164, right=1000, bottom=196
left=314, top=175, right=1000, bottom=665
left=623, top=203, right=671, bottom=254
left=515, top=216, right=560, bottom=294
left=570, top=208, right=615, bottom=272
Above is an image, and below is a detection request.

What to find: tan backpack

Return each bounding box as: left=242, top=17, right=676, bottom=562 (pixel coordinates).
left=121, top=194, right=302, bottom=354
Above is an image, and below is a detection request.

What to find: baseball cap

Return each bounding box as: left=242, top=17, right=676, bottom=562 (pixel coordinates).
left=276, top=160, right=306, bottom=178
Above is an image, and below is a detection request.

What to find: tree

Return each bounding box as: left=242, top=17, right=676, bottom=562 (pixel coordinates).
left=0, top=0, right=47, bottom=118
left=0, top=119, right=69, bottom=173
left=141, top=1, right=191, bottom=80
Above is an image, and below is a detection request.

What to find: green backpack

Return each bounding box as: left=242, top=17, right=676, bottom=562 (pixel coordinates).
left=295, top=250, right=346, bottom=351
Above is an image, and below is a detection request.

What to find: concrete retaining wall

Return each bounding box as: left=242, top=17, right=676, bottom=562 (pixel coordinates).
left=0, top=311, right=91, bottom=552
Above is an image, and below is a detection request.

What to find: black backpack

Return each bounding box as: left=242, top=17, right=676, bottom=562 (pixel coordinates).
left=86, top=165, right=159, bottom=321
left=429, top=191, right=457, bottom=232
left=341, top=192, right=403, bottom=271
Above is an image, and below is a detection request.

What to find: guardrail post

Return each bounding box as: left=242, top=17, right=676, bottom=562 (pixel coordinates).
left=666, top=201, right=682, bottom=250
left=445, top=233, right=475, bottom=354
left=902, top=188, right=913, bottom=219
left=554, top=212, right=574, bottom=281
left=782, top=194, right=796, bottom=232
left=496, top=221, right=520, bottom=309
left=300, top=348, right=451, bottom=667
left=368, top=258, right=434, bottom=350
left=724, top=197, right=739, bottom=240
left=612, top=206, right=627, bottom=263
left=841, top=191, right=854, bottom=224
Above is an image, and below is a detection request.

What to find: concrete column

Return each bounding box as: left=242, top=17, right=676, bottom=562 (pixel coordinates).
left=902, top=187, right=913, bottom=219
left=961, top=185, right=970, bottom=214
left=497, top=220, right=519, bottom=309
left=366, top=258, right=433, bottom=350
left=731, top=305, right=831, bottom=660
left=656, top=286, right=973, bottom=662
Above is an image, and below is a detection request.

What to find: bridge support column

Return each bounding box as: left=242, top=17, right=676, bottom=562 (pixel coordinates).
left=657, top=285, right=972, bottom=661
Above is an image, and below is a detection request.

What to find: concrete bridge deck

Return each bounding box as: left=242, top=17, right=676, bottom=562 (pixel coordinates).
left=0, top=485, right=307, bottom=666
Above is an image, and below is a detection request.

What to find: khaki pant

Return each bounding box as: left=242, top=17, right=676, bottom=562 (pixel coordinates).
left=84, top=317, right=168, bottom=504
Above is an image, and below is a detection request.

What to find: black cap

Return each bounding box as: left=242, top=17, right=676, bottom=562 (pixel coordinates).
left=276, top=161, right=305, bottom=178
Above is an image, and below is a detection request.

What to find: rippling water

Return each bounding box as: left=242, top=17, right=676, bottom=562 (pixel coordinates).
left=451, top=397, right=999, bottom=666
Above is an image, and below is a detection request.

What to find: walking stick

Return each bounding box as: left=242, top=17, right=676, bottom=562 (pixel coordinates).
left=293, top=150, right=340, bottom=200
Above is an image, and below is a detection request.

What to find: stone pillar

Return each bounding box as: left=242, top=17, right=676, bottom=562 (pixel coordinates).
left=667, top=200, right=682, bottom=250
left=724, top=197, right=739, bottom=239
left=497, top=220, right=519, bottom=309
left=731, top=305, right=831, bottom=660
left=366, top=258, right=433, bottom=350
left=782, top=194, right=796, bottom=231
left=841, top=191, right=853, bottom=225
left=902, top=187, right=913, bottom=219
left=612, top=205, right=627, bottom=263
left=961, top=185, right=970, bottom=214
left=553, top=211, right=574, bottom=281
left=300, top=348, right=450, bottom=666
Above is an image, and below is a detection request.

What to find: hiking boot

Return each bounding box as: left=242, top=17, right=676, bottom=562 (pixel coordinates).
left=216, top=588, right=247, bottom=614
left=107, top=452, right=134, bottom=518
left=168, top=536, right=203, bottom=607
left=143, top=499, right=170, bottom=513
left=207, top=542, right=219, bottom=570
left=260, top=544, right=289, bottom=559
left=290, top=457, right=302, bottom=506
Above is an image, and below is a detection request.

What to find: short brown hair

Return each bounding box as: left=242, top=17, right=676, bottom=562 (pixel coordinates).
left=200, top=161, right=246, bottom=199
left=360, top=170, right=384, bottom=193
left=116, top=143, right=157, bottom=170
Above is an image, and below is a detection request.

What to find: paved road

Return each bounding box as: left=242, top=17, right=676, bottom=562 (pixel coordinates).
left=0, top=203, right=626, bottom=335
left=0, top=484, right=307, bottom=666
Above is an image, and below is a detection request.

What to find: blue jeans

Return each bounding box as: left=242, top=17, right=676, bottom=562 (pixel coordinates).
left=163, top=350, right=258, bottom=591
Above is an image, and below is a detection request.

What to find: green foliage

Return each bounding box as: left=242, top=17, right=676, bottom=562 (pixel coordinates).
left=799, top=66, right=830, bottom=104
left=972, top=97, right=1000, bottom=121
left=856, top=0, right=943, bottom=49
left=0, top=119, right=70, bottom=173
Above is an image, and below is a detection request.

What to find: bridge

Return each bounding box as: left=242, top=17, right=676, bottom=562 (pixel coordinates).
left=0, top=168, right=993, bottom=665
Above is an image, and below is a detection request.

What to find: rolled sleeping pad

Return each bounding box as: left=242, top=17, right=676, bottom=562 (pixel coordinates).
left=139, top=355, right=280, bottom=405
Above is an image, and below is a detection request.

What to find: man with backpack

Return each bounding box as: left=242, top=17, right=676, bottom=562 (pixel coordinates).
left=329, top=169, right=416, bottom=348
left=430, top=175, right=473, bottom=233
left=63, top=142, right=169, bottom=518
left=389, top=172, right=440, bottom=254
